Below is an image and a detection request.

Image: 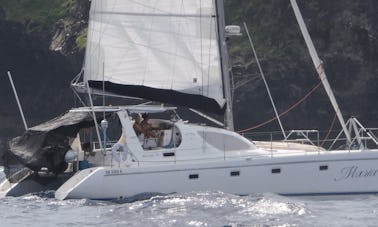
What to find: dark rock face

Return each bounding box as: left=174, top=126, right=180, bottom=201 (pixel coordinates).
left=0, top=2, right=88, bottom=137
left=226, top=0, right=378, bottom=136
left=0, top=6, right=5, bottom=19
left=0, top=0, right=377, bottom=139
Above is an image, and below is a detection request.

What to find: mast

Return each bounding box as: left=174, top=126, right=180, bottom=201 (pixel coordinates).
left=290, top=0, right=352, bottom=145
left=216, top=0, right=234, bottom=131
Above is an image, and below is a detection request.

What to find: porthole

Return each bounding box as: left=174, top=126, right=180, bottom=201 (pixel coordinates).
left=189, top=174, right=199, bottom=179
left=230, top=171, right=240, bottom=176
left=271, top=168, right=281, bottom=174
left=319, top=165, right=328, bottom=171
left=163, top=152, right=175, bottom=157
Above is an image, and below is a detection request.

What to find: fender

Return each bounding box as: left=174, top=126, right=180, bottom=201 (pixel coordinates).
left=111, top=143, right=128, bottom=162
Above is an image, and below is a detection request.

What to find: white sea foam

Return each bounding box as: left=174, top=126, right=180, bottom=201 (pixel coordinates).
left=0, top=191, right=377, bottom=226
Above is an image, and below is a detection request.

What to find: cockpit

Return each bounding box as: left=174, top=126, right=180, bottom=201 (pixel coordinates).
left=130, top=115, right=182, bottom=150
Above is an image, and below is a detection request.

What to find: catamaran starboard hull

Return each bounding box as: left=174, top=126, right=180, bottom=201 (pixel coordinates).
left=55, top=150, right=378, bottom=200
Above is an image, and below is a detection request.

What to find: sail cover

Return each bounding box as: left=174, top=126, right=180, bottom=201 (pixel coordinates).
left=84, top=0, right=226, bottom=114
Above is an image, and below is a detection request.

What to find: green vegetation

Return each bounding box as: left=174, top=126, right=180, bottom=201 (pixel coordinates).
left=0, top=0, right=74, bottom=26
left=225, top=0, right=306, bottom=68
left=76, top=28, right=87, bottom=49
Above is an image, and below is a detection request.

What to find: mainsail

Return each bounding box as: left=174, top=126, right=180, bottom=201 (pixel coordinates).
left=82, top=0, right=226, bottom=114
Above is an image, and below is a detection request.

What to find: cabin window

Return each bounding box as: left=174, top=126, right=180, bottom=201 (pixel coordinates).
left=271, top=168, right=281, bottom=174
left=319, top=165, right=328, bottom=171
left=189, top=174, right=199, bottom=179
left=230, top=171, right=240, bottom=176
left=198, top=131, right=254, bottom=151
left=163, top=152, right=175, bottom=157
left=131, top=119, right=181, bottom=150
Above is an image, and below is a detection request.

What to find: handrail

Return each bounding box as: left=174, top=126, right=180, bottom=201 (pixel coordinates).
left=241, top=122, right=378, bottom=151
left=83, top=140, right=378, bottom=169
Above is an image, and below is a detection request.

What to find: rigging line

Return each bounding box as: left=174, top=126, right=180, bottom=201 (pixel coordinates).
left=205, top=0, right=215, bottom=97
left=126, top=0, right=177, bottom=16
left=170, top=0, right=184, bottom=90
left=95, top=0, right=104, bottom=85
left=320, top=111, right=337, bottom=147
left=93, top=11, right=214, bottom=18
left=117, top=39, right=196, bottom=60
left=290, top=0, right=351, bottom=145
left=71, top=86, right=87, bottom=107
left=198, top=0, right=206, bottom=152
left=102, top=61, right=105, bottom=119
left=237, top=81, right=322, bottom=133
left=200, top=0, right=204, bottom=96
left=229, top=58, right=235, bottom=100
left=124, top=0, right=215, bottom=19
left=243, top=22, right=286, bottom=138
left=86, top=82, right=103, bottom=151
left=141, top=1, right=158, bottom=85
left=96, top=0, right=117, bottom=84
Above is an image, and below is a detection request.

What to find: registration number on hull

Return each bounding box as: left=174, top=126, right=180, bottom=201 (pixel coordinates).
left=105, top=169, right=123, bottom=175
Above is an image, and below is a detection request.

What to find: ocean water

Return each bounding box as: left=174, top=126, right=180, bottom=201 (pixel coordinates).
left=1, top=170, right=378, bottom=226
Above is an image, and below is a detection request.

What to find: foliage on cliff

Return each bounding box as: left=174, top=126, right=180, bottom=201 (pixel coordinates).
left=225, top=0, right=378, bottom=133
left=0, top=0, right=89, bottom=54
left=0, top=0, right=377, bottom=138
left=0, top=0, right=74, bottom=32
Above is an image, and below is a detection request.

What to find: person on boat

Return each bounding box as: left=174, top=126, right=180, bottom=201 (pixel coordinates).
left=140, top=113, right=156, bottom=138
left=132, top=114, right=144, bottom=135
left=132, top=113, right=145, bottom=144
left=140, top=113, right=164, bottom=147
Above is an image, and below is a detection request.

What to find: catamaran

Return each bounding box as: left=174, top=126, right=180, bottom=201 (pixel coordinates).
left=1, top=0, right=378, bottom=200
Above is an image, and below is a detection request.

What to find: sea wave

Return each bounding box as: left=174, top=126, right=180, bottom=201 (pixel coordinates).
left=0, top=191, right=308, bottom=226
left=1, top=190, right=378, bottom=226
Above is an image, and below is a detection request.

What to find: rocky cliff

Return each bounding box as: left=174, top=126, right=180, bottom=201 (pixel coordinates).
left=226, top=0, right=378, bottom=135
left=0, top=0, right=89, bottom=137
left=0, top=0, right=377, bottom=139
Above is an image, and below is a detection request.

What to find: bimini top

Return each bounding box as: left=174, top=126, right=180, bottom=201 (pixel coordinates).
left=69, top=105, right=177, bottom=114
left=8, top=111, right=100, bottom=174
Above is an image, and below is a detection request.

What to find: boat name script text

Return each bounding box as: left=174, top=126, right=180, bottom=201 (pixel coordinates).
left=334, top=166, right=378, bottom=181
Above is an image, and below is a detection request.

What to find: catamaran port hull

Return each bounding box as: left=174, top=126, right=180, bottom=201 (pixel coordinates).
left=0, top=172, right=73, bottom=198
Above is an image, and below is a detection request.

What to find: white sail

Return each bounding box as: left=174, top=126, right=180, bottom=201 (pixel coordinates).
left=83, top=0, right=225, bottom=113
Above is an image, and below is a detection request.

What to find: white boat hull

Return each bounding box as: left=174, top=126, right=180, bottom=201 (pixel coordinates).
left=56, top=150, right=378, bottom=200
